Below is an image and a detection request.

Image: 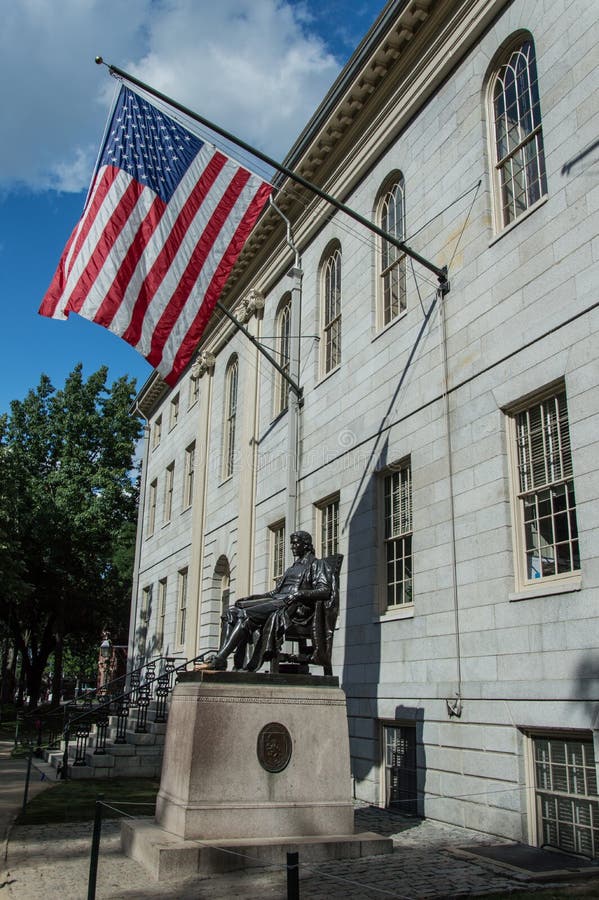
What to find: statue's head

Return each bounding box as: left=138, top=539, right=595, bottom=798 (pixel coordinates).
left=290, top=531, right=314, bottom=556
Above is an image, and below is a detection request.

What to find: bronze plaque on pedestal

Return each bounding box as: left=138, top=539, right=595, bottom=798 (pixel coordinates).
left=257, top=722, right=292, bottom=773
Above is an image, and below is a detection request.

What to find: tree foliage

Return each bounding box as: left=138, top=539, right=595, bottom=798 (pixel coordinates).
left=0, top=365, right=142, bottom=706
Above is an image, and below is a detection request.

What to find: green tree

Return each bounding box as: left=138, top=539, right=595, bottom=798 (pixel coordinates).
left=0, top=364, right=142, bottom=707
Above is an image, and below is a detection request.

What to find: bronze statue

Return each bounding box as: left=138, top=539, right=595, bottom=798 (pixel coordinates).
left=198, top=531, right=338, bottom=672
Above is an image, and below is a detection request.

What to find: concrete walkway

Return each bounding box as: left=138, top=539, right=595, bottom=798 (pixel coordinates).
left=2, top=740, right=599, bottom=899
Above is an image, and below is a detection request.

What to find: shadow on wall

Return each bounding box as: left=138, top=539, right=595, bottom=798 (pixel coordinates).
left=572, top=654, right=599, bottom=730
left=339, top=296, right=440, bottom=803
left=341, top=464, right=381, bottom=800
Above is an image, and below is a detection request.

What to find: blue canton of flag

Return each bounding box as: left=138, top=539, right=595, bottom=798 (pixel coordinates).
left=100, top=90, right=203, bottom=204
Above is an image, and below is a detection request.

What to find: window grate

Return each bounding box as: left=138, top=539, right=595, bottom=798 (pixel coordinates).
left=534, top=736, right=598, bottom=858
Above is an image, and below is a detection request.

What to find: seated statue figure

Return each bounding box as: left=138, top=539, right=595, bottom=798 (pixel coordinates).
left=199, top=531, right=334, bottom=672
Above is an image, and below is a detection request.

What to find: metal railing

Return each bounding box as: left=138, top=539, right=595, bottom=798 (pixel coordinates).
left=60, top=651, right=215, bottom=776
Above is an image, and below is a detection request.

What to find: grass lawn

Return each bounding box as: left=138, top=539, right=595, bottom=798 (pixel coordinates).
left=16, top=776, right=160, bottom=825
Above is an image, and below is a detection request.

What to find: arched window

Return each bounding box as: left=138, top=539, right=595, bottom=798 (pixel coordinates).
left=223, top=356, right=238, bottom=479
left=377, top=175, right=406, bottom=327
left=274, top=294, right=291, bottom=416
left=490, top=35, right=547, bottom=228
left=321, top=244, right=342, bottom=375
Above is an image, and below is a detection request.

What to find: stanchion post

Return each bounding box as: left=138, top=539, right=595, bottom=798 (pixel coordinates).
left=87, top=794, right=104, bottom=900
left=21, top=748, right=33, bottom=813
left=287, top=850, right=300, bottom=900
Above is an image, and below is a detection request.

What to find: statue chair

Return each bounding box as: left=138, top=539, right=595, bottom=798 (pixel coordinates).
left=270, top=554, right=343, bottom=677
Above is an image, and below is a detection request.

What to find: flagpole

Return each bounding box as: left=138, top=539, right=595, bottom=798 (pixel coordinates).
left=95, top=57, right=449, bottom=293
left=216, top=302, right=302, bottom=400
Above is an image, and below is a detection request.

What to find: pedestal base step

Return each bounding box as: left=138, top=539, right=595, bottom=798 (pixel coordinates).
left=121, top=818, right=393, bottom=881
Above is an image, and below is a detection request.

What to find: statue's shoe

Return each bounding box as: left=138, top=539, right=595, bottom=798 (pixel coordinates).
left=194, top=658, right=226, bottom=671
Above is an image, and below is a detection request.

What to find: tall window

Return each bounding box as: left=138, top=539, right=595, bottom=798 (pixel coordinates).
left=274, top=296, right=291, bottom=416
left=164, top=462, right=175, bottom=523
left=169, top=393, right=180, bottom=430
left=140, top=585, right=152, bottom=623
left=490, top=36, right=547, bottom=228
left=157, top=578, right=167, bottom=650
left=139, top=585, right=152, bottom=657
left=269, top=521, right=286, bottom=586
left=147, top=479, right=158, bottom=536
left=152, top=415, right=162, bottom=450
left=321, top=244, right=342, bottom=375
left=183, top=442, right=195, bottom=509
left=510, top=388, right=579, bottom=585
left=223, top=356, right=238, bottom=479
left=384, top=462, right=413, bottom=609
left=317, top=495, right=339, bottom=557
left=378, top=176, right=406, bottom=327
left=188, top=371, right=200, bottom=408
left=177, top=568, right=188, bottom=647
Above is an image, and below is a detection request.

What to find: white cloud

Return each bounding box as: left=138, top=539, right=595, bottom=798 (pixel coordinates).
left=0, top=0, right=345, bottom=195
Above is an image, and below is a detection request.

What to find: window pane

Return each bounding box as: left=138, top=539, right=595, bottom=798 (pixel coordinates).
left=492, top=39, right=547, bottom=226
left=514, top=390, right=579, bottom=583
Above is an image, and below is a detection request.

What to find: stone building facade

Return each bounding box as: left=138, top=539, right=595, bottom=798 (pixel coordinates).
left=129, top=0, right=599, bottom=856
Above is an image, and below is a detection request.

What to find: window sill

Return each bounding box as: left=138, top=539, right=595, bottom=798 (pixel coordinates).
left=509, top=575, right=582, bottom=602
left=488, top=194, right=548, bottom=247
left=315, top=365, right=340, bottom=389
left=374, top=604, right=415, bottom=623
left=371, top=308, right=408, bottom=343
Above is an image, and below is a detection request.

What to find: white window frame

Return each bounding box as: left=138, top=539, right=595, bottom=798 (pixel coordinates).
left=147, top=478, right=158, bottom=537
left=507, top=385, right=580, bottom=593
left=157, top=577, right=167, bottom=650
left=489, top=35, right=547, bottom=231
left=169, top=393, right=180, bottom=430
left=315, top=494, right=340, bottom=558
left=320, top=244, right=342, bottom=376
left=223, top=356, right=238, bottom=479
left=524, top=729, right=599, bottom=858
left=140, top=584, right=152, bottom=624
left=377, top=175, right=406, bottom=329
left=269, top=520, right=286, bottom=587
left=152, top=414, right=162, bottom=450
left=381, top=460, right=413, bottom=613
left=188, top=371, right=200, bottom=409
left=176, top=567, right=188, bottom=648
left=164, top=461, right=175, bottom=524
left=183, top=442, right=195, bottom=510
left=274, top=295, right=291, bottom=417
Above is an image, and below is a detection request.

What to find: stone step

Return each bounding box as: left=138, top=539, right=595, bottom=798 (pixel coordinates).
left=32, top=758, right=60, bottom=782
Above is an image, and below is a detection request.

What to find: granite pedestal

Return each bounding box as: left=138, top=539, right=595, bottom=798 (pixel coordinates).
left=122, top=671, right=392, bottom=879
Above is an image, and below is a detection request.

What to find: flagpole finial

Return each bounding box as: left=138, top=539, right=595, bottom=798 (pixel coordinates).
left=95, top=56, right=104, bottom=65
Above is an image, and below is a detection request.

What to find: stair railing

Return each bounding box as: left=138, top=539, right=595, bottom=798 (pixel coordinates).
left=60, top=650, right=216, bottom=776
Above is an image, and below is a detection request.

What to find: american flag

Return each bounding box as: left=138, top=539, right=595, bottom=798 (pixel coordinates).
left=39, top=85, right=272, bottom=385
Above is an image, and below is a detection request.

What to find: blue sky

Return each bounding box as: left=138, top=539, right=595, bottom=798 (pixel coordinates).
left=0, top=0, right=385, bottom=414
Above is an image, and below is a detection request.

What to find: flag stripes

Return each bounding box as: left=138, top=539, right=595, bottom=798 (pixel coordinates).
left=39, top=86, right=271, bottom=385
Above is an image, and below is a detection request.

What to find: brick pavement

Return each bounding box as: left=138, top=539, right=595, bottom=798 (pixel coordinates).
left=5, top=803, right=575, bottom=899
